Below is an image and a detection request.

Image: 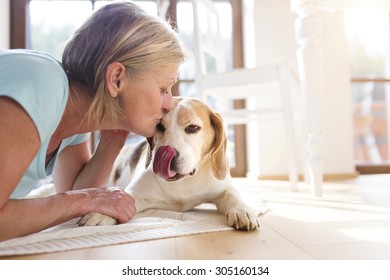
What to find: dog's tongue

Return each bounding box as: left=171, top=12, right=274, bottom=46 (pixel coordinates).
left=153, top=145, right=177, bottom=180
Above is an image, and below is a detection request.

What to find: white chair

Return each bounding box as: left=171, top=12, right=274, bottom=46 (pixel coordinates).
left=191, top=0, right=299, bottom=191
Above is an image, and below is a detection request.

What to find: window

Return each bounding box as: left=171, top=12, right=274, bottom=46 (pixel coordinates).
left=175, top=1, right=242, bottom=170
left=176, top=1, right=233, bottom=97
left=344, top=8, right=390, bottom=173
left=175, top=1, right=247, bottom=176
left=29, top=0, right=157, bottom=59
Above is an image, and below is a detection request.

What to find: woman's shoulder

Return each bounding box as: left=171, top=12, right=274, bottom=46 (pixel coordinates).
left=1, top=49, right=65, bottom=80
left=0, top=49, right=59, bottom=62
left=0, top=49, right=69, bottom=141
left=0, top=49, right=64, bottom=76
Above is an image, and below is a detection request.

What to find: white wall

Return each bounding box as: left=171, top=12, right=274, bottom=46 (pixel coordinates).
left=243, top=0, right=355, bottom=178
left=0, top=0, right=10, bottom=49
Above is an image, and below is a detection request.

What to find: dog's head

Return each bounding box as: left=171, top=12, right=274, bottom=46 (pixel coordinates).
left=145, top=97, right=228, bottom=181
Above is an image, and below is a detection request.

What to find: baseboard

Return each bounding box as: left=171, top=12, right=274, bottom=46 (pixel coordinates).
left=253, top=172, right=360, bottom=181
left=323, top=172, right=360, bottom=180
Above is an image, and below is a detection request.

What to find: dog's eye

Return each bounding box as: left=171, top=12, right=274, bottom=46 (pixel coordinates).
left=185, top=125, right=201, bottom=134
left=156, top=123, right=165, bottom=133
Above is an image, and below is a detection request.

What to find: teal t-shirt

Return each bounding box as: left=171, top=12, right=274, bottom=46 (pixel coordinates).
left=0, top=49, right=90, bottom=198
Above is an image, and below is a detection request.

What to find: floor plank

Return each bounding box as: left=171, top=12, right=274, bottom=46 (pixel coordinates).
left=174, top=225, right=312, bottom=260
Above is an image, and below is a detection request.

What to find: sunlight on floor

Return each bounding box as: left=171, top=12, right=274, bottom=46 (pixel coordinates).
left=338, top=227, right=390, bottom=244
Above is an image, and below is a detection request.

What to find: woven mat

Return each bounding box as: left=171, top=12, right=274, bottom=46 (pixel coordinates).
left=0, top=202, right=268, bottom=257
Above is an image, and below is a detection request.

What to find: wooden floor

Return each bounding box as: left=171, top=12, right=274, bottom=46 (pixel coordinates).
left=3, top=174, right=390, bottom=260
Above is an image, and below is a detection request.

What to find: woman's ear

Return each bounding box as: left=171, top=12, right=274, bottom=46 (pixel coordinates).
left=105, top=62, right=127, bottom=98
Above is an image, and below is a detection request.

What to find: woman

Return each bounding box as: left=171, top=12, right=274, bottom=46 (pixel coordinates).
left=0, top=2, right=185, bottom=241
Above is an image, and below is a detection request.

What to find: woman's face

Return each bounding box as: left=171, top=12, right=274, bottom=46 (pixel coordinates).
left=119, top=63, right=179, bottom=137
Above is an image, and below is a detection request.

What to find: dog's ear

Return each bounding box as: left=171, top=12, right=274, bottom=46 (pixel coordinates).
left=145, top=137, right=155, bottom=168
left=210, top=111, right=229, bottom=180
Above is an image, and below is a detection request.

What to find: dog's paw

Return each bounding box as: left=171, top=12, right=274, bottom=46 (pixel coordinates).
left=226, top=207, right=260, bottom=231
left=78, top=212, right=117, bottom=226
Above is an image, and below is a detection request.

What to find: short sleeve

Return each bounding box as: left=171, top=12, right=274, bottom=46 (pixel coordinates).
left=0, top=50, right=68, bottom=142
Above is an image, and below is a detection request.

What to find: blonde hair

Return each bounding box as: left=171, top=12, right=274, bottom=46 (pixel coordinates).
left=62, top=1, right=186, bottom=126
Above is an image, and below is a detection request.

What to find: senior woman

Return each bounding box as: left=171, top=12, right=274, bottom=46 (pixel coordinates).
left=0, top=1, right=185, bottom=241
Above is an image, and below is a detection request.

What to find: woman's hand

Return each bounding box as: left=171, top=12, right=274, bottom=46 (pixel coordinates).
left=82, top=187, right=136, bottom=224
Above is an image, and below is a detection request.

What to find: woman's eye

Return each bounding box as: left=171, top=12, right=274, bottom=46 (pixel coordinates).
left=160, top=88, right=168, bottom=95
left=185, top=125, right=201, bottom=134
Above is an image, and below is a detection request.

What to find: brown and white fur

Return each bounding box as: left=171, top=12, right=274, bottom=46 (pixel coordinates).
left=79, top=97, right=260, bottom=230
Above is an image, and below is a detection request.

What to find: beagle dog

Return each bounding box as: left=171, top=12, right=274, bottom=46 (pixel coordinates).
left=79, top=97, right=260, bottom=230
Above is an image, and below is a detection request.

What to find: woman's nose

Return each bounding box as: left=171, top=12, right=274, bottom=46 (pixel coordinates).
left=162, top=91, right=173, bottom=113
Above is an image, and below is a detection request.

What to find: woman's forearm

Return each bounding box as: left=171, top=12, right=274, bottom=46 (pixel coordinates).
left=72, top=133, right=126, bottom=190
left=0, top=186, right=136, bottom=242
left=0, top=191, right=89, bottom=242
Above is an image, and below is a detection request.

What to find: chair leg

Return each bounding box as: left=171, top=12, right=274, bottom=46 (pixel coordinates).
left=306, top=133, right=323, bottom=196
left=278, top=64, right=299, bottom=192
